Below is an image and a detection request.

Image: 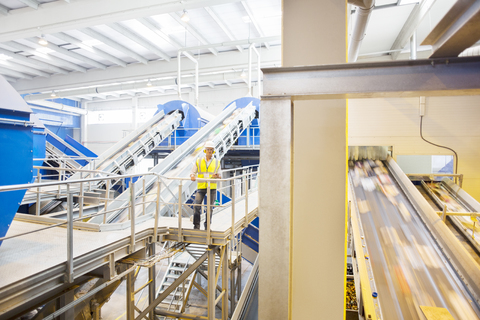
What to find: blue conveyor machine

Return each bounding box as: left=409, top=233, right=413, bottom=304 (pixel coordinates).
left=0, top=77, right=34, bottom=246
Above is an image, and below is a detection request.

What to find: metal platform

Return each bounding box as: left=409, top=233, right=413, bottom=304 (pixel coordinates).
left=0, top=190, right=258, bottom=319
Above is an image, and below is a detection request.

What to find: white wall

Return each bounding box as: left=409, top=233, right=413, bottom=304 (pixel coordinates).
left=349, top=95, right=480, bottom=201
left=84, top=84, right=252, bottom=154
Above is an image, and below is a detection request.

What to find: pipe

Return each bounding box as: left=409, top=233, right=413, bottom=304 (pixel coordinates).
left=410, top=30, right=417, bottom=60
left=348, top=0, right=375, bottom=62
left=248, top=44, right=261, bottom=98
left=177, top=51, right=199, bottom=105
left=27, top=100, right=87, bottom=115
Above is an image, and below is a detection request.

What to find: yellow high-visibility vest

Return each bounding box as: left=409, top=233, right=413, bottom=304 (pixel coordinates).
left=196, top=157, right=219, bottom=189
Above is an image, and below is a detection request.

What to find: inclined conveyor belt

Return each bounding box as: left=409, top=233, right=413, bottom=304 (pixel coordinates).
left=349, top=159, right=480, bottom=319
left=90, top=102, right=257, bottom=226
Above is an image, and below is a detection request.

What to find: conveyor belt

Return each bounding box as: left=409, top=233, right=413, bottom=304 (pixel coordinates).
left=91, top=102, right=257, bottom=226
left=349, top=159, right=480, bottom=319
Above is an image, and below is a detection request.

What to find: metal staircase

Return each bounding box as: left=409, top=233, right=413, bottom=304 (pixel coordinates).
left=156, top=252, right=197, bottom=318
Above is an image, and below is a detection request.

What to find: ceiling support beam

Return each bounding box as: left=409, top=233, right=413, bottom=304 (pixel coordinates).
left=170, top=13, right=219, bottom=55
left=107, top=23, right=171, bottom=61
left=53, top=32, right=127, bottom=67
left=204, top=7, right=243, bottom=52
left=0, top=4, right=9, bottom=15
left=137, top=17, right=184, bottom=49
left=0, top=66, right=33, bottom=79
left=0, top=0, right=242, bottom=43
left=26, top=38, right=107, bottom=69
left=3, top=75, right=16, bottom=82
left=241, top=1, right=270, bottom=49
left=180, top=35, right=280, bottom=52
left=390, top=0, right=437, bottom=60
left=23, top=71, right=261, bottom=100
left=422, top=0, right=480, bottom=58
left=0, top=48, right=68, bottom=74
left=18, top=0, right=39, bottom=10
left=3, top=41, right=87, bottom=73
left=12, top=46, right=281, bottom=93
left=0, top=59, right=51, bottom=77
left=81, top=28, right=149, bottom=64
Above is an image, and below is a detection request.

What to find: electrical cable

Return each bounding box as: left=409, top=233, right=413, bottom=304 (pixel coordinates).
left=420, top=115, right=458, bottom=174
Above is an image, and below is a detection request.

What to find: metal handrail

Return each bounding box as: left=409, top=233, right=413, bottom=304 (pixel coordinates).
left=0, top=166, right=259, bottom=290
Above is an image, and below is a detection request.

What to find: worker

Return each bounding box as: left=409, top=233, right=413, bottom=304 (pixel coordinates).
left=190, top=141, right=221, bottom=230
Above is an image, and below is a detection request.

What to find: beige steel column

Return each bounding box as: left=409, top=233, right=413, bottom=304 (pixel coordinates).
left=260, top=0, right=347, bottom=319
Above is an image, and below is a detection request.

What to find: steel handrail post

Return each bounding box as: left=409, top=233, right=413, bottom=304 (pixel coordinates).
left=103, top=179, right=110, bottom=224
left=130, top=182, right=136, bottom=254
left=154, top=177, right=161, bottom=243
left=178, top=182, right=183, bottom=242
left=142, top=178, right=146, bottom=216
left=66, top=187, right=74, bottom=283
left=231, top=183, right=235, bottom=244
left=244, top=175, right=248, bottom=227
left=207, top=182, right=211, bottom=244
left=79, top=172, right=84, bottom=218
left=36, top=172, right=42, bottom=216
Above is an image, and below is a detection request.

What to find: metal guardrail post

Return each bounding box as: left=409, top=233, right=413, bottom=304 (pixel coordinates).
left=178, top=182, right=183, bottom=242
left=66, top=188, right=74, bottom=283
left=154, top=178, right=161, bottom=243
left=142, top=179, right=146, bottom=216
left=130, top=182, right=136, bottom=254
left=207, top=182, right=211, bottom=244
left=103, top=179, right=110, bottom=224
left=208, top=248, right=215, bottom=320
left=79, top=173, right=84, bottom=219
left=36, top=173, right=42, bottom=216
left=244, top=175, right=249, bottom=227
left=231, top=183, right=236, bottom=240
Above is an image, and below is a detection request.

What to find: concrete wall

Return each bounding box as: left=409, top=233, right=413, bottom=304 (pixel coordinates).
left=349, top=95, right=480, bottom=201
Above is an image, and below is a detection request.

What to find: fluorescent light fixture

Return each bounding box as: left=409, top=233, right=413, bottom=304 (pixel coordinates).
left=38, top=35, right=48, bottom=46
left=147, top=80, right=152, bottom=87
left=398, top=0, right=420, bottom=4
left=161, top=26, right=186, bottom=35
left=50, top=91, right=57, bottom=97
left=240, top=69, right=247, bottom=78
left=36, top=47, right=55, bottom=54
left=0, top=54, right=12, bottom=60
left=181, top=10, right=190, bottom=22
left=82, top=39, right=103, bottom=47
left=242, top=16, right=251, bottom=23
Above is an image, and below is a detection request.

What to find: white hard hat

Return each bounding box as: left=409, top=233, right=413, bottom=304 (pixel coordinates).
left=204, top=141, right=215, bottom=149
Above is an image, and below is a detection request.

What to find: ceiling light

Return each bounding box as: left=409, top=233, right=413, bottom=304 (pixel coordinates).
left=240, top=69, right=247, bottom=78
left=38, top=35, right=48, bottom=46
left=147, top=80, right=152, bottom=87
left=50, top=91, right=57, bottom=98
left=242, top=16, right=251, bottom=23
left=181, top=10, right=190, bottom=22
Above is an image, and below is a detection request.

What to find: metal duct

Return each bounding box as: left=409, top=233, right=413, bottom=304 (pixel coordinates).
left=460, top=45, right=480, bottom=57
left=348, top=0, right=375, bottom=62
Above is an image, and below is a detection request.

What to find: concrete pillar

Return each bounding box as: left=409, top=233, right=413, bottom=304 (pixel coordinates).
left=259, top=1, right=347, bottom=319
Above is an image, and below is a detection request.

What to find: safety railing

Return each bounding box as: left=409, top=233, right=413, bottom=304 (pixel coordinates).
left=0, top=165, right=259, bottom=284
left=406, top=173, right=464, bottom=188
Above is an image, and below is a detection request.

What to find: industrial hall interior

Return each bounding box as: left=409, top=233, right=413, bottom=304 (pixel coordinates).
left=1, top=0, right=480, bottom=319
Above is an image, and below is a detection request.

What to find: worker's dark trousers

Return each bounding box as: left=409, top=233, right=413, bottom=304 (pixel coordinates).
left=193, top=189, right=216, bottom=229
